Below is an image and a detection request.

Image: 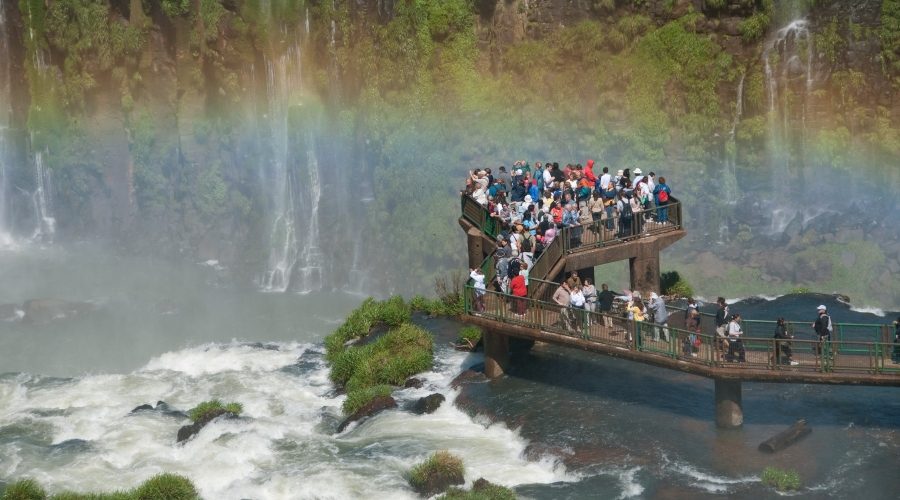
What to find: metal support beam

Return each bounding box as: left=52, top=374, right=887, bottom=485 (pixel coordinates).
left=715, top=378, right=743, bottom=428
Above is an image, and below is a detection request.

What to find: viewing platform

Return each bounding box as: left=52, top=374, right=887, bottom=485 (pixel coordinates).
left=458, top=193, right=900, bottom=428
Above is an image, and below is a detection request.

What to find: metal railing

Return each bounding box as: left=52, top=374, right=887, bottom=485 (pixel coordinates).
left=460, top=194, right=499, bottom=238
left=465, top=284, right=900, bottom=376
left=555, top=199, right=683, bottom=254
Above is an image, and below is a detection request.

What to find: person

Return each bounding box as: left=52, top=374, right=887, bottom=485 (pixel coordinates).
left=684, top=298, right=701, bottom=357
left=470, top=268, right=486, bottom=312
left=726, top=312, right=746, bottom=363
left=893, top=317, right=900, bottom=364
left=812, top=304, right=833, bottom=357
left=566, top=271, right=581, bottom=290
left=774, top=317, right=798, bottom=365
left=598, top=283, right=616, bottom=328
left=714, top=297, right=730, bottom=355
left=653, top=176, right=672, bottom=223
left=510, top=271, right=527, bottom=316
left=616, top=191, right=633, bottom=238
left=647, top=292, right=669, bottom=341
left=570, top=285, right=587, bottom=335
left=562, top=202, right=581, bottom=248
left=598, top=166, right=611, bottom=195
left=553, top=282, right=575, bottom=332
left=583, top=279, right=597, bottom=327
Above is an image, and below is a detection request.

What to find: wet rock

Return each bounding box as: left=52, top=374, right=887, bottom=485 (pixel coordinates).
left=176, top=409, right=239, bottom=443
left=411, top=393, right=445, bottom=415
left=337, top=396, right=397, bottom=433
left=450, top=368, right=486, bottom=389
left=22, top=299, right=96, bottom=325
left=130, top=401, right=188, bottom=419
left=404, top=377, right=424, bottom=389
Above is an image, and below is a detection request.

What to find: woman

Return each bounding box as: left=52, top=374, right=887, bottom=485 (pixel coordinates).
left=569, top=285, right=586, bottom=334
left=726, top=313, right=746, bottom=363
left=774, top=317, right=798, bottom=365
left=602, top=182, right=617, bottom=232
left=510, top=271, right=527, bottom=316
left=469, top=268, right=486, bottom=312
left=683, top=298, right=701, bottom=356
left=653, top=176, right=672, bottom=222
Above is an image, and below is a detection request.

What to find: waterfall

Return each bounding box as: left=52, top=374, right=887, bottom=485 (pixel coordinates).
left=0, top=0, right=10, bottom=246
left=260, top=31, right=325, bottom=293
left=722, top=72, right=744, bottom=208
left=31, top=149, right=55, bottom=242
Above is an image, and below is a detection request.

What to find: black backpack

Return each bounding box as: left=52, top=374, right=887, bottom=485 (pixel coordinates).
left=621, top=201, right=633, bottom=221
left=521, top=233, right=533, bottom=252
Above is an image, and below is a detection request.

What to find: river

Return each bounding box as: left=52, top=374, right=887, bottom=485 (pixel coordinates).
left=0, top=245, right=897, bottom=498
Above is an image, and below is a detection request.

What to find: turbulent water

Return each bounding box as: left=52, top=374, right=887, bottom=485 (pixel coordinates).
left=1, top=246, right=898, bottom=499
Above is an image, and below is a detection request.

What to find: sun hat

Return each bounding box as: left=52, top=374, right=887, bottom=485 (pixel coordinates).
left=634, top=168, right=643, bottom=175
left=817, top=304, right=827, bottom=311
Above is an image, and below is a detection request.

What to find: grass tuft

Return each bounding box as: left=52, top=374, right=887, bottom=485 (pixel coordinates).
left=342, top=384, right=394, bottom=415
left=1, top=474, right=199, bottom=500
left=761, top=466, right=801, bottom=491
left=457, top=326, right=482, bottom=347
left=2, top=479, right=46, bottom=500
left=187, top=400, right=243, bottom=422
left=408, top=451, right=465, bottom=497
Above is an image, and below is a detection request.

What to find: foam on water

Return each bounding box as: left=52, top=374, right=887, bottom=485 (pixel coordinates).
left=0, top=342, right=573, bottom=499
left=849, top=306, right=886, bottom=317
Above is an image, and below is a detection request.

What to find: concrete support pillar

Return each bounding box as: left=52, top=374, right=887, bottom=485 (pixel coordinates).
left=714, top=378, right=743, bottom=428
left=467, top=227, right=485, bottom=269
left=629, top=254, right=660, bottom=294
left=483, top=331, right=509, bottom=378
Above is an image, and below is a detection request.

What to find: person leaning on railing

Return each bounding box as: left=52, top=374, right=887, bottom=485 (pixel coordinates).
left=552, top=282, right=576, bottom=332
left=469, top=268, right=486, bottom=313
left=725, top=312, right=747, bottom=363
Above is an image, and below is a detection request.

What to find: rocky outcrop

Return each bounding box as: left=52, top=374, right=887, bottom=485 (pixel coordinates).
left=176, top=409, right=239, bottom=444
left=337, top=396, right=397, bottom=433
left=130, top=401, right=188, bottom=419
left=410, top=393, right=445, bottom=415
left=450, top=368, right=487, bottom=389
left=403, top=377, right=424, bottom=389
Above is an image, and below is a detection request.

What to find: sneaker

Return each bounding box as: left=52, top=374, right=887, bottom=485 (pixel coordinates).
left=790, top=360, right=800, bottom=366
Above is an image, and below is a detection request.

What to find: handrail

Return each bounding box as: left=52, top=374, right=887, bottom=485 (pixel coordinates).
left=460, top=194, right=499, bottom=238
left=555, top=199, right=684, bottom=254
left=465, top=284, right=900, bottom=376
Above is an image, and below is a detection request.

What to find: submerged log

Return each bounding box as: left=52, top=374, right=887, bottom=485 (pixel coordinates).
left=758, top=419, right=811, bottom=453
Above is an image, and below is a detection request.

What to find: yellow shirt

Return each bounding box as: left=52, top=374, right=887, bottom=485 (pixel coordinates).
left=628, top=304, right=645, bottom=322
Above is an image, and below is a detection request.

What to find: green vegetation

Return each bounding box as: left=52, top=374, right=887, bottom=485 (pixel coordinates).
left=740, top=11, right=771, bottom=43
left=342, top=384, right=393, bottom=415
left=457, top=326, right=482, bottom=347
left=440, top=480, right=516, bottom=500
left=325, top=297, right=434, bottom=415
left=408, top=451, right=465, bottom=497
left=760, top=466, right=801, bottom=491
left=881, top=0, right=900, bottom=79
left=660, top=271, right=694, bottom=298
left=187, top=400, right=243, bottom=423
left=1, top=474, right=198, bottom=500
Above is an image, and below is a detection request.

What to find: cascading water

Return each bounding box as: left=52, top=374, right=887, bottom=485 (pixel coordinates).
left=261, top=33, right=325, bottom=293
left=0, top=0, right=12, bottom=247
left=30, top=149, right=55, bottom=242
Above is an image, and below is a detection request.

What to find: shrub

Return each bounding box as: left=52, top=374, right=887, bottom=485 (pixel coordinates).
left=660, top=271, right=694, bottom=298
left=740, top=12, right=771, bottom=43
left=789, top=287, right=811, bottom=294
left=324, top=298, right=383, bottom=360
left=131, top=474, right=199, bottom=500
left=761, top=466, right=801, bottom=491
left=342, top=384, right=393, bottom=415
left=187, top=400, right=243, bottom=423
left=408, top=451, right=465, bottom=497
left=1, top=479, right=46, bottom=500
left=379, top=295, right=412, bottom=327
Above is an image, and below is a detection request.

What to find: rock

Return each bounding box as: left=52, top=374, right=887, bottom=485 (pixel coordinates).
left=130, top=401, right=188, bottom=419
left=404, top=377, right=424, bottom=389
left=176, top=408, right=238, bottom=443
left=411, top=393, right=446, bottom=415
left=720, top=17, right=743, bottom=37
left=450, top=369, right=487, bottom=389
left=130, top=404, right=155, bottom=413
left=0, top=303, right=23, bottom=322
left=22, top=299, right=96, bottom=325
left=337, top=396, right=397, bottom=433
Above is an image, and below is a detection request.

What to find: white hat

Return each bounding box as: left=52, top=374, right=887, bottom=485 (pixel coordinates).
left=650, top=292, right=658, bottom=299
left=616, top=169, right=624, bottom=176
left=515, top=169, right=523, bottom=176
left=634, top=168, right=643, bottom=175
left=524, top=195, right=533, bottom=203
left=817, top=304, right=827, bottom=311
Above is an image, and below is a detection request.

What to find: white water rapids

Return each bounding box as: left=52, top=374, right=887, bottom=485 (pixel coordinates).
left=0, top=341, right=572, bottom=499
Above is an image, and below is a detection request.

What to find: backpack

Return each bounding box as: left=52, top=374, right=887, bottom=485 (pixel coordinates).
left=658, top=188, right=669, bottom=202
left=521, top=233, right=534, bottom=252
left=620, top=201, right=633, bottom=221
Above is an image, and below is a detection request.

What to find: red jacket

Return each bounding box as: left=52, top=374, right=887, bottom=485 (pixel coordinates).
left=584, top=159, right=597, bottom=184
left=510, top=275, right=527, bottom=297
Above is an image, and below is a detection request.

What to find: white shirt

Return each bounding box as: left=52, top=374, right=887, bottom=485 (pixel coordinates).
left=728, top=320, right=743, bottom=338
left=599, top=173, right=611, bottom=190
left=470, top=271, right=485, bottom=292
left=647, top=175, right=656, bottom=193
left=543, top=169, right=553, bottom=186
left=570, top=290, right=585, bottom=307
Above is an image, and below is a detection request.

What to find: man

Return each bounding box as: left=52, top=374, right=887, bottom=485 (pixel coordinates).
left=569, top=285, right=587, bottom=335
left=813, top=304, right=833, bottom=357
left=715, top=297, right=730, bottom=356
left=583, top=279, right=597, bottom=327
left=552, top=282, right=575, bottom=332
left=598, top=166, right=611, bottom=195
left=726, top=312, right=746, bottom=362
left=648, top=292, right=669, bottom=341
left=469, top=268, right=486, bottom=312
left=632, top=167, right=644, bottom=187
left=597, top=283, right=616, bottom=328
left=565, top=271, right=581, bottom=290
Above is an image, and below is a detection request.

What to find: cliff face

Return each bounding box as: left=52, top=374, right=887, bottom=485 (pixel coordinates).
left=0, top=0, right=898, bottom=304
